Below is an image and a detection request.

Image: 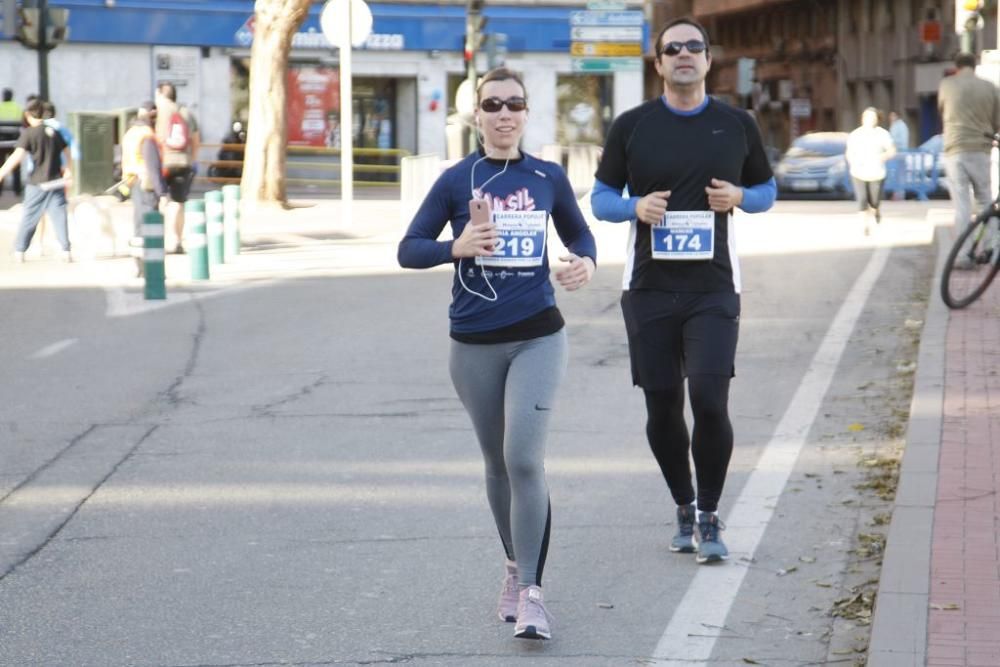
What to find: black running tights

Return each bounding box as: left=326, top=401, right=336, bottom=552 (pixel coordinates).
left=643, top=375, right=734, bottom=513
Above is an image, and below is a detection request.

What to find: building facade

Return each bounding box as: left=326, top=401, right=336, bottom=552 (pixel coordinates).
left=0, top=0, right=647, bottom=160
left=645, top=0, right=997, bottom=151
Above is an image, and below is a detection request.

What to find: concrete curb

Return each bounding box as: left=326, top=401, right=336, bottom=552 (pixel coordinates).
left=867, top=221, right=950, bottom=666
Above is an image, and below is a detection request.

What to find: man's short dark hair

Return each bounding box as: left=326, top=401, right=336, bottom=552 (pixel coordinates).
left=955, top=52, right=977, bottom=69
left=157, top=82, right=177, bottom=102
left=24, top=98, right=44, bottom=119
left=42, top=101, right=56, bottom=119
left=655, top=17, right=711, bottom=56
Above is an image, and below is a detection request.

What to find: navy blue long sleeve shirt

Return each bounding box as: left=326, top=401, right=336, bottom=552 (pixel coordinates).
left=398, top=151, right=597, bottom=334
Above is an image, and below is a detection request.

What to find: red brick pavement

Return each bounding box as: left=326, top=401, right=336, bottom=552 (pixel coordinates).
left=928, top=278, right=1000, bottom=667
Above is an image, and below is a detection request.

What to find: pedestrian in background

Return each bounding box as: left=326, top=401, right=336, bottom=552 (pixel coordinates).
left=887, top=111, right=910, bottom=200
left=0, top=98, right=72, bottom=262
left=590, top=16, right=775, bottom=565
left=888, top=111, right=909, bottom=150
left=154, top=81, right=200, bottom=254
left=0, top=88, right=24, bottom=197
left=122, top=101, right=166, bottom=276
left=846, top=107, right=896, bottom=234
left=937, top=51, right=1000, bottom=231
left=398, top=67, right=596, bottom=641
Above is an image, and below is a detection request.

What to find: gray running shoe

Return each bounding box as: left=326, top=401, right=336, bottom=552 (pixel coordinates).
left=670, top=504, right=697, bottom=553
left=695, top=512, right=729, bottom=564
left=497, top=562, right=518, bottom=622
left=514, top=585, right=551, bottom=640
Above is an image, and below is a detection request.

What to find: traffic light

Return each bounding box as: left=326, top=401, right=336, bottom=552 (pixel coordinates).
left=464, top=2, right=486, bottom=63
left=17, top=8, right=40, bottom=47
left=15, top=6, right=70, bottom=50
left=486, top=33, right=508, bottom=68
left=48, top=8, right=68, bottom=43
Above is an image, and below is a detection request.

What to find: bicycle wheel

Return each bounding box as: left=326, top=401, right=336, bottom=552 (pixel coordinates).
left=940, top=215, right=1000, bottom=309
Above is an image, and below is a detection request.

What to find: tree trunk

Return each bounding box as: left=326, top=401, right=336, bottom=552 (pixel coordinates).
left=242, top=0, right=313, bottom=206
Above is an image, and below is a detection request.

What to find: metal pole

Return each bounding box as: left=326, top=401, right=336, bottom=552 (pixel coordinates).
left=465, top=9, right=478, bottom=152
left=339, top=0, right=354, bottom=225
left=38, top=0, right=49, bottom=99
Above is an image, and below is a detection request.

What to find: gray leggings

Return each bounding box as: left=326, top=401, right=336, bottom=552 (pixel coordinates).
left=449, top=329, right=568, bottom=587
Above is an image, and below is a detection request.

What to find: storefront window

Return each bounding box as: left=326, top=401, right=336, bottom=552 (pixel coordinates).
left=229, top=59, right=396, bottom=150
left=352, top=79, right=396, bottom=150
left=556, top=74, right=612, bottom=146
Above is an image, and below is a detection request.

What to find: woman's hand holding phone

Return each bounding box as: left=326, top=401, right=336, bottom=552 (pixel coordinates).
left=453, top=199, right=499, bottom=259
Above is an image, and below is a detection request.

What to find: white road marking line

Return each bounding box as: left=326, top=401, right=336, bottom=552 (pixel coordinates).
left=30, top=338, right=78, bottom=360
left=650, top=246, right=891, bottom=665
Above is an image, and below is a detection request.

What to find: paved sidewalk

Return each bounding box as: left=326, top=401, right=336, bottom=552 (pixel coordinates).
left=928, top=262, right=1000, bottom=666
left=870, top=226, right=1000, bottom=666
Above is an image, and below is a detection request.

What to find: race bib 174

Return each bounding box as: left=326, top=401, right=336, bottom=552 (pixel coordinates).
left=651, top=210, right=715, bottom=261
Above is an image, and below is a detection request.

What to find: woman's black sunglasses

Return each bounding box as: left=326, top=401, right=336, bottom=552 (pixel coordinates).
left=660, top=39, right=708, bottom=57
left=480, top=96, right=528, bottom=113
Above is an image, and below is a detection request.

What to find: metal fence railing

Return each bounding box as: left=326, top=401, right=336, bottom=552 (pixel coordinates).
left=884, top=150, right=941, bottom=201
left=195, top=144, right=411, bottom=189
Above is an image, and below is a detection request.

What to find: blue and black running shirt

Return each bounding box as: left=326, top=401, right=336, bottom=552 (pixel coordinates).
left=595, top=96, right=773, bottom=293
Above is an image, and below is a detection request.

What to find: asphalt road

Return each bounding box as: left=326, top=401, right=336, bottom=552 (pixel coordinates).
left=0, top=200, right=939, bottom=666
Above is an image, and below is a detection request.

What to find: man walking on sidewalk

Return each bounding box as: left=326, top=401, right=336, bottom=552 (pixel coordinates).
left=937, top=51, right=1000, bottom=229
left=0, top=98, right=73, bottom=262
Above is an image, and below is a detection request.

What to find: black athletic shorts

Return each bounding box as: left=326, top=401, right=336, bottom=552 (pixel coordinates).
left=620, top=289, right=740, bottom=390
left=165, top=167, right=195, bottom=203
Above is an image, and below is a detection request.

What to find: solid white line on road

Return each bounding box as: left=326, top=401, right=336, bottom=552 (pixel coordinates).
left=29, top=338, right=78, bottom=360
left=650, top=245, right=890, bottom=666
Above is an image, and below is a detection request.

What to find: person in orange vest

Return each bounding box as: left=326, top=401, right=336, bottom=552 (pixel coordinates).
left=121, top=101, right=166, bottom=275
left=0, top=88, right=24, bottom=197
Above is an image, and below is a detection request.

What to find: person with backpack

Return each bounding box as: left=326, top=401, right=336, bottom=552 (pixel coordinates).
left=154, top=82, right=200, bottom=254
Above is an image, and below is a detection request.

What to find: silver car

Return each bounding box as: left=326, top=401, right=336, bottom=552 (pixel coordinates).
left=774, top=132, right=852, bottom=199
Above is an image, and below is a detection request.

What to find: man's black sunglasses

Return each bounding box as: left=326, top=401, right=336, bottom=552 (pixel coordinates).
left=480, top=96, right=528, bottom=113
left=659, top=39, right=708, bottom=57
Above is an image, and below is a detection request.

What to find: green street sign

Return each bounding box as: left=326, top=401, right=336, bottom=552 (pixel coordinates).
left=571, top=57, right=643, bottom=72
left=586, top=0, right=626, bottom=9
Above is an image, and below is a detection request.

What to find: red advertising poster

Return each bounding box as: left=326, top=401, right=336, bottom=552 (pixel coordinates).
left=287, top=66, right=340, bottom=147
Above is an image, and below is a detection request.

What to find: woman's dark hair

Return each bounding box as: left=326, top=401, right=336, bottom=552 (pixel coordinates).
left=654, top=17, right=711, bottom=56
left=476, top=67, right=527, bottom=104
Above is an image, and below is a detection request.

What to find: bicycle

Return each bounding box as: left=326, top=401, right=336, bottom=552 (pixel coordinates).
left=940, top=133, right=1000, bottom=309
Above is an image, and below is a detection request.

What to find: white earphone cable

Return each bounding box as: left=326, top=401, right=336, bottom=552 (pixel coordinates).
left=460, top=154, right=509, bottom=302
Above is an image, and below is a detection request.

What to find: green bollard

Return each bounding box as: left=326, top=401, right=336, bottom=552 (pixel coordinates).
left=185, top=199, right=209, bottom=281
left=205, top=190, right=225, bottom=266
left=222, top=184, right=241, bottom=257
left=143, top=210, right=166, bottom=300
